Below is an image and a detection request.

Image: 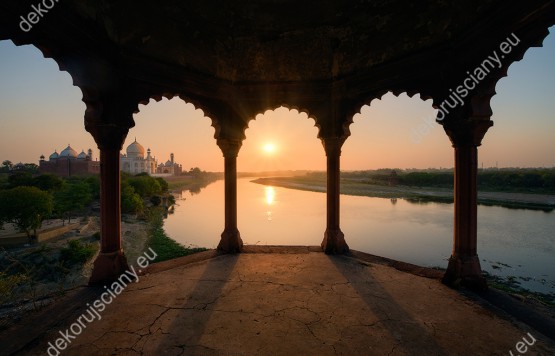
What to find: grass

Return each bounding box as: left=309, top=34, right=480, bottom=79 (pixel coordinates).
left=145, top=209, right=206, bottom=263
left=483, top=271, right=555, bottom=306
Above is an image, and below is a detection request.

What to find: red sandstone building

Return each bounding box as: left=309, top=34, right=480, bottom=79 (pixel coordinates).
left=39, top=145, right=100, bottom=177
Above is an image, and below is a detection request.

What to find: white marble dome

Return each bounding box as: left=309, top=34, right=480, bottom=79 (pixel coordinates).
left=126, top=139, right=145, bottom=158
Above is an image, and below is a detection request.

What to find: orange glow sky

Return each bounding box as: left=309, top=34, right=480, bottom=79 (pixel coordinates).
left=0, top=29, right=554, bottom=172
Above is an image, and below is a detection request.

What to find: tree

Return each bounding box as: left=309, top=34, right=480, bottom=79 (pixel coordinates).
left=0, top=186, right=53, bottom=239
left=121, top=182, right=144, bottom=214
left=32, top=174, right=63, bottom=192
left=1, top=160, right=12, bottom=171
left=7, top=172, right=33, bottom=188
left=155, top=177, right=169, bottom=192
left=54, top=181, right=92, bottom=224
left=128, top=175, right=162, bottom=197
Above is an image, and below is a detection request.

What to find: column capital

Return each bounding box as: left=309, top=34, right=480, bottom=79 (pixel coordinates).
left=320, top=136, right=346, bottom=157
left=442, top=119, right=493, bottom=148
left=86, top=123, right=130, bottom=151
left=217, top=139, right=243, bottom=158
left=83, top=90, right=136, bottom=151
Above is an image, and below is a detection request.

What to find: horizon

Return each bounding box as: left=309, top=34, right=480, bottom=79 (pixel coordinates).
left=1, top=27, right=554, bottom=171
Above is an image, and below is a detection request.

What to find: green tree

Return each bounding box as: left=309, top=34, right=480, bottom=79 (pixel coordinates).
left=1, top=160, right=12, bottom=171
left=54, top=182, right=92, bottom=224
left=84, top=175, right=101, bottom=199
left=121, top=182, right=144, bottom=214
left=155, top=177, right=169, bottom=192
left=7, top=171, right=33, bottom=188
left=128, top=175, right=162, bottom=197
left=0, top=186, right=53, bottom=239
left=32, top=174, right=63, bottom=192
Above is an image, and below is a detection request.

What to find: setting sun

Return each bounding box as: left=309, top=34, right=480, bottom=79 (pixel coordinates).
left=263, top=143, right=276, bottom=154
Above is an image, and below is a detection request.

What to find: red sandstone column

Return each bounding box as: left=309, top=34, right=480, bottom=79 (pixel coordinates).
left=442, top=120, right=493, bottom=289
left=89, top=126, right=130, bottom=285
left=217, top=139, right=243, bottom=252
left=321, top=137, right=349, bottom=254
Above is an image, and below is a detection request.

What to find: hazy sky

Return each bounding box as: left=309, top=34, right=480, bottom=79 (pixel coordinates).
left=0, top=27, right=553, bottom=172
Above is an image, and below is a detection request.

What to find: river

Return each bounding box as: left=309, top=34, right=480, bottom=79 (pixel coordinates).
left=164, top=178, right=555, bottom=295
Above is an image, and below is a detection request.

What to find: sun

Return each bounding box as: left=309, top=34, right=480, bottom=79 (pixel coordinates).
left=263, top=143, right=276, bottom=154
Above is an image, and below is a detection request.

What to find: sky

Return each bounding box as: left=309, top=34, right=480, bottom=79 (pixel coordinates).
left=0, top=27, right=554, bottom=172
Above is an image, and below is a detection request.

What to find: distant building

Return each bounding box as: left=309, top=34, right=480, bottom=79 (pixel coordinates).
left=121, top=139, right=158, bottom=174
left=156, top=153, right=182, bottom=175
left=120, top=138, right=182, bottom=176
left=39, top=145, right=99, bottom=177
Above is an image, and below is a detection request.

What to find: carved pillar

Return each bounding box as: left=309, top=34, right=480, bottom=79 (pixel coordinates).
left=321, top=137, right=349, bottom=254
left=442, top=119, right=493, bottom=289
left=82, top=83, right=136, bottom=285
left=217, top=139, right=243, bottom=253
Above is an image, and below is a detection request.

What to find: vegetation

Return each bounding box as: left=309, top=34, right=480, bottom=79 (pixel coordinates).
left=0, top=186, right=53, bottom=238
left=145, top=209, right=206, bottom=263
left=0, top=239, right=99, bottom=327
left=164, top=169, right=222, bottom=193
left=120, top=172, right=172, bottom=214
left=54, top=181, right=93, bottom=224
left=59, top=239, right=96, bottom=266
left=253, top=167, right=555, bottom=210
left=335, top=168, right=555, bottom=194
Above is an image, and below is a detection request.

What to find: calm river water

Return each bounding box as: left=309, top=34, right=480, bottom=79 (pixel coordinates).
left=164, top=178, right=555, bottom=294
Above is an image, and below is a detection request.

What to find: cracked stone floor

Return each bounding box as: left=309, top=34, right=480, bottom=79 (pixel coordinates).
left=4, top=247, right=555, bottom=355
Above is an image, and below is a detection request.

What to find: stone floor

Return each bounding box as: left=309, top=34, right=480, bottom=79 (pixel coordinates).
left=3, top=247, right=555, bottom=355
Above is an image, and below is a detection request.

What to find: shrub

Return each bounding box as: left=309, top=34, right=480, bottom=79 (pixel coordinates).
left=59, top=240, right=95, bottom=266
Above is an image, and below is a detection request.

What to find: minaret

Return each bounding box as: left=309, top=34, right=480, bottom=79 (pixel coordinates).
left=147, top=148, right=152, bottom=174
left=170, top=153, right=174, bottom=165
left=88, top=148, right=93, bottom=161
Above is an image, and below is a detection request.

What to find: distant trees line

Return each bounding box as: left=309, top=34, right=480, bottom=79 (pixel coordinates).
left=0, top=171, right=173, bottom=239
left=334, top=169, right=555, bottom=193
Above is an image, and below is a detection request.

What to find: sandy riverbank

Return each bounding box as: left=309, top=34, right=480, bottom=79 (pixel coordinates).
left=252, top=177, right=555, bottom=210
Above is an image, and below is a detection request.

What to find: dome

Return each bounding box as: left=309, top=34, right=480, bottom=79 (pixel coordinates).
left=77, top=150, right=87, bottom=160
left=165, top=160, right=172, bottom=167
left=49, top=150, right=59, bottom=160
left=126, top=139, right=145, bottom=158
left=60, top=145, right=78, bottom=158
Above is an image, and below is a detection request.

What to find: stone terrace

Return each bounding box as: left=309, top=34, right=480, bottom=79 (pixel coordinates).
left=3, top=247, right=554, bottom=355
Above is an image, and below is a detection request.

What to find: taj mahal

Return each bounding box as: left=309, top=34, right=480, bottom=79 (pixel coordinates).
left=120, top=139, right=182, bottom=176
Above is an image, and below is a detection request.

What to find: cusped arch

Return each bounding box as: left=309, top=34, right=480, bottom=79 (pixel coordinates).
left=131, top=91, right=223, bottom=142
left=343, top=89, right=438, bottom=139
left=241, top=104, right=322, bottom=142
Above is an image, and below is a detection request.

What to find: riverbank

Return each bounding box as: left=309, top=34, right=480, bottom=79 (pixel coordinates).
left=144, top=209, right=207, bottom=263
left=0, top=206, right=205, bottom=331
left=252, top=176, right=555, bottom=210
left=162, top=174, right=223, bottom=193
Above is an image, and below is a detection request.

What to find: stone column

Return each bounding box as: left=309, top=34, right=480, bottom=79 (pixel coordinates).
left=321, top=137, right=349, bottom=254
left=217, top=139, right=243, bottom=252
left=87, top=124, right=131, bottom=285
left=442, top=119, right=493, bottom=289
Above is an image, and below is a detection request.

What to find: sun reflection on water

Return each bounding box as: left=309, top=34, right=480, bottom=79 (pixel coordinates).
left=264, top=186, right=275, bottom=220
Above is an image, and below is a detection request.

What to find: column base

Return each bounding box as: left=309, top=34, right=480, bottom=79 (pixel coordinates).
left=321, top=229, right=349, bottom=254
left=218, top=228, right=243, bottom=253
left=89, top=250, right=130, bottom=286
left=442, top=254, right=487, bottom=291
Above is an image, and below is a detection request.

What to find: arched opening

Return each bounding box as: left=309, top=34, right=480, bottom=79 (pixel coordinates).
left=0, top=41, right=93, bottom=166
left=341, top=93, right=454, bottom=266
left=238, top=106, right=325, bottom=246
left=0, top=41, right=98, bottom=306
left=129, top=97, right=222, bottom=250
left=337, top=26, right=555, bottom=294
